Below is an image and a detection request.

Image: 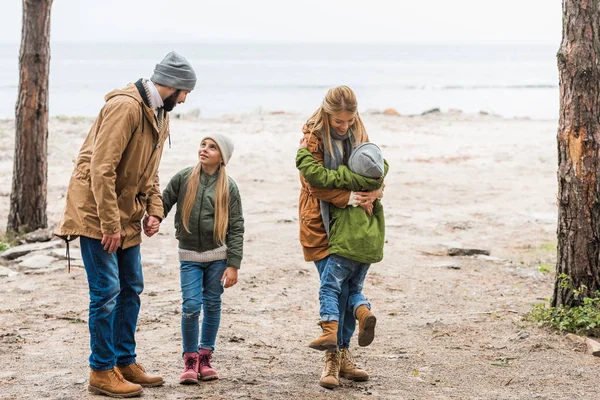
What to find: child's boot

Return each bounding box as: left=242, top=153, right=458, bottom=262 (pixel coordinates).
left=198, top=349, right=219, bottom=381
left=179, top=352, right=199, bottom=384
left=339, top=348, right=369, bottom=381
left=355, top=305, right=376, bottom=347
left=309, top=321, right=338, bottom=351
left=319, top=351, right=340, bottom=389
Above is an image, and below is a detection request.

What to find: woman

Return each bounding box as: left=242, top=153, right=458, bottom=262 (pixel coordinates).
left=297, top=86, right=384, bottom=389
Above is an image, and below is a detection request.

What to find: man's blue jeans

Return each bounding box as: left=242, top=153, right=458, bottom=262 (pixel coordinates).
left=315, top=255, right=358, bottom=348
left=180, top=260, right=227, bottom=353
left=319, top=254, right=370, bottom=326
left=80, top=236, right=143, bottom=371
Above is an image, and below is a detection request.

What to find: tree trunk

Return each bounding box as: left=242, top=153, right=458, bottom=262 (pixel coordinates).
left=554, top=0, right=600, bottom=307
left=8, top=0, right=53, bottom=233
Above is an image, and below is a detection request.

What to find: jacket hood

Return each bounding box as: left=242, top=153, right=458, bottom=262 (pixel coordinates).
left=104, top=83, right=143, bottom=104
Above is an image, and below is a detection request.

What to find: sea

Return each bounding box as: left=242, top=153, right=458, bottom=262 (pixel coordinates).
left=0, top=42, right=559, bottom=120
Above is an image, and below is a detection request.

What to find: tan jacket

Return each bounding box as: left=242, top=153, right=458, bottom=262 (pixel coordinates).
left=55, top=83, right=170, bottom=249
left=298, top=126, right=353, bottom=262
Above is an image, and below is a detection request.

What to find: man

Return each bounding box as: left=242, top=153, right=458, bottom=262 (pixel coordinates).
left=55, top=51, right=196, bottom=398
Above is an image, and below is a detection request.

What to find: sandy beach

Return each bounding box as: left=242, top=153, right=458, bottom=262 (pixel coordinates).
left=0, top=110, right=587, bottom=400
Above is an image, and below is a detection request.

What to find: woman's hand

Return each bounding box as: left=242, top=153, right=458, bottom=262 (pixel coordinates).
left=221, top=267, right=239, bottom=289
left=299, top=137, right=308, bottom=149
left=359, top=201, right=374, bottom=216
left=354, top=189, right=382, bottom=205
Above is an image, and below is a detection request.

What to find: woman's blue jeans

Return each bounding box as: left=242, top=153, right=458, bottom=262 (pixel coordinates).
left=318, top=254, right=370, bottom=328
left=180, top=260, right=227, bottom=353
left=80, top=236, right=144, bottom=371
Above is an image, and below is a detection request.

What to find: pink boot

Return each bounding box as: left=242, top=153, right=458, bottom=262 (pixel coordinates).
left=198, top=349, right=218, bottom=381
left=179, top=352, right=199, bottom=384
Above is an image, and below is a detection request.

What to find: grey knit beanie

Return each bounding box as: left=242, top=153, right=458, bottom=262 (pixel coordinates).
left=348, top=142, right=384, bottom=178
left=151, top=51, right=196, bottom=91
left=201, top=133, right=234, bottom=166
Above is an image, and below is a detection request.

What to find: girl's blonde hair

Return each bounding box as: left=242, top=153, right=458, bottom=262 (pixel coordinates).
left=181, top=146, right=230, bottom=245
left=305, top=85, right=368, bottom=156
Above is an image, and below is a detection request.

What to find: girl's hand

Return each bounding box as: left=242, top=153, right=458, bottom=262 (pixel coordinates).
left=221, top=267, right=239, bottom=289
left=299, top=137, right=308, bottom=149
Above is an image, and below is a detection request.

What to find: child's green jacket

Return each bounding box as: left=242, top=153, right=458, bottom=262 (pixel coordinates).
left=296, top=148, right=388, bottom=264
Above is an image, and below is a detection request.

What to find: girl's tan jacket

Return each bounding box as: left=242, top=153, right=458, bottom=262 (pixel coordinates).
left=54, top=83, right=169, bottom=249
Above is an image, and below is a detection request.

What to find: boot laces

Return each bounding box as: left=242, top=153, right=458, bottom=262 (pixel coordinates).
left=132, top=362, right=146, bottom=373
left=110, top=368, right=126, bottom=383
left=324, top=353, right=340, bottom=377
left=199, top=353, right=213, bottom=368
left=340, top=349, right=357, bottom=370
left=184, top=355, right=198, bottom=371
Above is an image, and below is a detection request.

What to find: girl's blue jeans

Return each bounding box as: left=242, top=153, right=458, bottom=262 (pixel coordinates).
left=180, top=260, right=227, bottom=353
left=315, top=256, right=354, bottom=348
left=318, top=254, right=370, bottom=327
left=80, top=236, right=143, bottom=371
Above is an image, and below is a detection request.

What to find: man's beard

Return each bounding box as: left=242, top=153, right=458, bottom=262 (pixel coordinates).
left=162, top=90, right=181, bottom=112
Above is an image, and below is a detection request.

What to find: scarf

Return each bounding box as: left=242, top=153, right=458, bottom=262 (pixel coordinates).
left=320, top=128, right=354, bottom=236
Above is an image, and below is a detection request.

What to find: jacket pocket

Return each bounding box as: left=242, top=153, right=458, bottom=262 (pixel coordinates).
left=299, top=194, right=327, bottom=249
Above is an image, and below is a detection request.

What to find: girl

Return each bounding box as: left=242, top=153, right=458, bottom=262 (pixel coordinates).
left=161, top=133, right=244, bottom=384
left=297, top=86, right=385, bottom=389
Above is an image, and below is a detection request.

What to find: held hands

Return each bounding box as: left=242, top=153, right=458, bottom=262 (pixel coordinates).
left=143, top=214, right=161, bottom=237
left=221, top=267, right=239, bottom=289
left=355, top=189, right=383, bottom=216
left=101, top=233, right=121, bottom=254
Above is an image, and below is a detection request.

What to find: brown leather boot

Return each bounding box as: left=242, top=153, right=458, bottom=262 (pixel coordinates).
left=355, top=305, right=376, bottom=347
left=339, top=348, right=369, bottom=381
left=309, top=321, right=338, bottom=351
left=88, top=367, right=143, bottom=398
left=116, top=362, right=164, bottom=387
left=319, top=352, right=340, bottom=389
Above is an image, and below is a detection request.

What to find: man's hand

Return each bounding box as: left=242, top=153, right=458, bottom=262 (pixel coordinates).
left=143, top=215, right=161, bottom=237
left=221, top=267, right=239, bottom=288
left=101, top=233, right=121, bottom=254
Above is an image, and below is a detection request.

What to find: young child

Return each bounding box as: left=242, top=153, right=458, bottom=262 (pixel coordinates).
left=297, top=138, right=388, bottom=351
left=161, top=133, right=244, bottom=384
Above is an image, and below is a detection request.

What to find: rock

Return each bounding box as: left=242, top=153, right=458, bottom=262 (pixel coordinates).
left=50, top=248, right=82, bottom=260
left=383, top=108, right=400, bottom=116
left=18, top=254, right=58, bottom=269
left=422, top=108, right=441, bottom=116
left=1, top=240, right=63, bottom=260
left=475, top=255, right=510, bottom=263
left=23, top=227, right=56, bottom=243
left=184, top=108, right=201, bottom=118
left=0, top=266, right=18, bottom=277
left=268, top=110, right=285, bottom=115
left=23, top=265, right=64, bottom=275
left=447, top=247, right=490, bottom=257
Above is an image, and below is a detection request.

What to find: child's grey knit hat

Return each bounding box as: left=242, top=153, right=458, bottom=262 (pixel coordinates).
left=201, top=133, right=234, bottom=166
left=151, top=51, right=196, bottom=91
left=348, top=142, right=384, bottom=178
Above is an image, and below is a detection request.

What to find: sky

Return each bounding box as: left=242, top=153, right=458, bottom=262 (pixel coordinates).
left=1, top=0, right=561, bottom=44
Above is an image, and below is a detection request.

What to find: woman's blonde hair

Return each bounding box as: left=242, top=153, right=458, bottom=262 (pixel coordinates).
left=181, top=146, right=229, bottom=245
left=305, top=85, right=368, bottom=156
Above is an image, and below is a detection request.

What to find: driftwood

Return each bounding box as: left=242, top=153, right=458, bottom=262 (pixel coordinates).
left=565, top=333, right=600, bottom=356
